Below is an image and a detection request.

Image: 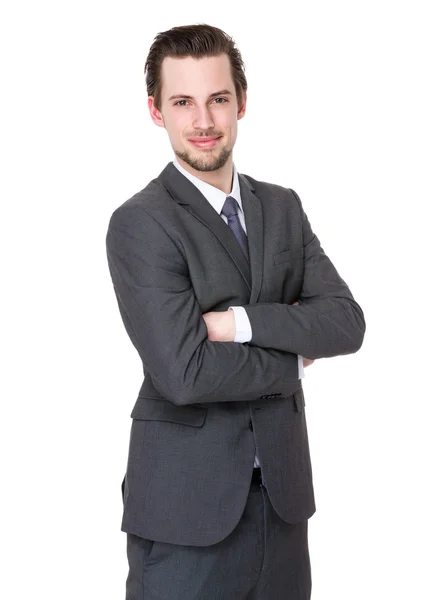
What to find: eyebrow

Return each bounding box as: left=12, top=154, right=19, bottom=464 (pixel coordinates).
left=168, top=89, right=233, bottom=102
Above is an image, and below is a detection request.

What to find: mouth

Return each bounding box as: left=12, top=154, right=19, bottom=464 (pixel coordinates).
left=188, top=136, right=222, bottom=149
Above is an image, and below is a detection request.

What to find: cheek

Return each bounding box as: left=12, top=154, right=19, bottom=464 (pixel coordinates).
left=218, top=118, right=234, bottom=136
left=226, top=123, right=237, bottom=143
left=165, top=112, right=189, bottom=133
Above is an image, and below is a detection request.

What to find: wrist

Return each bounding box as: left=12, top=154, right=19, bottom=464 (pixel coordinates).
left=227, top=309, right=236, bottom=342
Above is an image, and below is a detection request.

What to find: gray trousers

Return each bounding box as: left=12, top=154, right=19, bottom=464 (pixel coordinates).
left=125, top=475, right=311, bottom=599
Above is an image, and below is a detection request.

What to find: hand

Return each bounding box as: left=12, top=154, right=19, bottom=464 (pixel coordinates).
left=202, top=310, right=236, bottom=342
left=292, top=301, right=315, bottom=368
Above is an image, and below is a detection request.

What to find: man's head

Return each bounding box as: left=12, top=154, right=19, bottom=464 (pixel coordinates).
left=145, top=24, right=247, bottom=173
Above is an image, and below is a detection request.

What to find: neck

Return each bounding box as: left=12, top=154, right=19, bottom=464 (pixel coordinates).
left=175, top=156, right=234, bottom=194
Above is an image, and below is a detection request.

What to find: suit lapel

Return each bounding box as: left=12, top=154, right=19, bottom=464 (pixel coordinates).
left=158, top=162, right=264, bottom=304
left=238, top=172, right=264, bottom=304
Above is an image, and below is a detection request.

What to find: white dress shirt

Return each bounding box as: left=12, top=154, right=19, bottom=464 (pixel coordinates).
left=172, top=158, right=305, bottom=468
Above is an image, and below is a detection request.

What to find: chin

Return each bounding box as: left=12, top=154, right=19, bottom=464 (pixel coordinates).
left=174, top=141, right=232, bottom=172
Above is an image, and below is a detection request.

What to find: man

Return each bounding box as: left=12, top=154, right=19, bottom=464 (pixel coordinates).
left=106, top=23, right=365, bottom=600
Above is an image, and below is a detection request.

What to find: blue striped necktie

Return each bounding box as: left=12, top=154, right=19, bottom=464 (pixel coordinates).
left=221, top=196, right=250, bottom=263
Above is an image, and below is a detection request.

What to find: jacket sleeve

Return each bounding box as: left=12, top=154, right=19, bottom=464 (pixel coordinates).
left=241, top=189, right=366, bottom=359
left=106, top=205, right=300, bottom=406
left=228, top=306, right=306, bottom=378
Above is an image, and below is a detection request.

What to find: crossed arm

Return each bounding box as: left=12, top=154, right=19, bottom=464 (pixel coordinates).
left=201, top=303, right=315, bottom=368
left=106, top=206, right=303, bottom=406
left=106, top=190, right=364, bottom=406
left=202, top=188, right=365, bottom=362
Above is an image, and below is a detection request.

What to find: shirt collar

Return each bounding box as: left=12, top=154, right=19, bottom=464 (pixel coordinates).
left=172, top=158, right=242, bottom=215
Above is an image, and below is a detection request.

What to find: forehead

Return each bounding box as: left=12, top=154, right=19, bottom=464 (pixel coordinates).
left=161, top=54, right=234, bottom=98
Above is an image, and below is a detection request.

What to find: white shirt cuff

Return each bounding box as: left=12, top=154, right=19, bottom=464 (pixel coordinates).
left=228, top=306, right=252, bottom=343
left=298, top=354, right=305, bottom=379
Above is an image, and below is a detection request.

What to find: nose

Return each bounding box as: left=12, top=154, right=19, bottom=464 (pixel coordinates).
left=192, top=105, right=215, bottom=130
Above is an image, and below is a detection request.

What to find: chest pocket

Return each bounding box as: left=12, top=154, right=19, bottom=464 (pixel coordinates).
left=272, top=246, right=304, bottom=265
left=273, top=249, right=292, bottom=264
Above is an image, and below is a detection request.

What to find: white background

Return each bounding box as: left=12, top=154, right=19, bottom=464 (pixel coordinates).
left=1, top=1, right=427, bottom=598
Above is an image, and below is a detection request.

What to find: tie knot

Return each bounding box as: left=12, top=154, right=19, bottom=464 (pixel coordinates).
left=222, top=195, right=239, bottom=219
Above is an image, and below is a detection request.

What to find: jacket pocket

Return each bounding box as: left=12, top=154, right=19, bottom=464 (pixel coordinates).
left=279, top=389, right=307, bottom=426
left=273, top=249, right=292, bottom=264
left=130, top=396, right=208, bottom=427
left=272, top=247, right=304, bottom=265
left=121, top=473, right=129, bottom=502
left=293, top=388, right=306, bottom=412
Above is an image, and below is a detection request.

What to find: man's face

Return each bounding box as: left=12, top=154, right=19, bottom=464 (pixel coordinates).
left=148, top=54, right=246, bottom=172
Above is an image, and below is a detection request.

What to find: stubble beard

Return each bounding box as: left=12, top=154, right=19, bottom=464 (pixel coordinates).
left=174, top=143, right=232, bottom=172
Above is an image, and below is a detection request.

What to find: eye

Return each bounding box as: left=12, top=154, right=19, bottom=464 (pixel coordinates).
left=173, top=97, right=229, bottom=107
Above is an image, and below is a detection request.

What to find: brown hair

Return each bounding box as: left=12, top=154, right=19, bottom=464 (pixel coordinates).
left=144, top=24, right=247, bottom=111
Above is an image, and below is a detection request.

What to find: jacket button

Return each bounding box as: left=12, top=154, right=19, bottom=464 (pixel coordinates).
left=249, top=420, right=253, bottom=431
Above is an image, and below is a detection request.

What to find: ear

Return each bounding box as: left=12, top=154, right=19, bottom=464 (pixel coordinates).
left=237, top=90, right=247, bottom=121
left=148, top=96, right=165, bottom=129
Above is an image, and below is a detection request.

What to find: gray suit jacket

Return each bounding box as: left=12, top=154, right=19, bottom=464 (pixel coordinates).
left=106, top=161, right=365, bottom=546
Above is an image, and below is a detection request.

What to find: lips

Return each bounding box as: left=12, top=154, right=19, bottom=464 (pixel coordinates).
left=188, top=136, right=222, bottom=148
